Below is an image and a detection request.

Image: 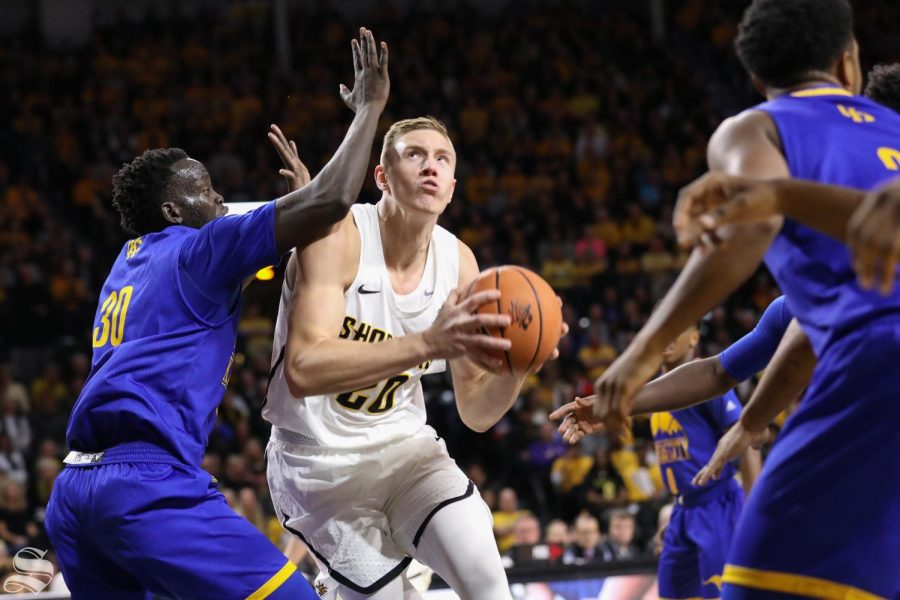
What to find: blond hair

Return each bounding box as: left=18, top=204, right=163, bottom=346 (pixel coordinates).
left=380, top=116, right=451, bottom=165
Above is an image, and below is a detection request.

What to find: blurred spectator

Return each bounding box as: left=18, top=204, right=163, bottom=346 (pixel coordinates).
left=551, top=443, right=594, bottom=522
left=577, top=332, right=618, bottom=380
left=0, top=481, right=38, bottom=553
left=492, top=487, right=530, bottom=554
left=601, top=509, right=641, bottom=560
left=0, top=434, right=27, bottom=485
left=0, top=365, right=29, bottom=414
left=504, top=514, right=547, bottom=566
left=582, top=447, right=629, bottom=519
left=0, top=397, right=31, bottom=454
left=544, top=519, right=570, bottom=563
left=27, top=456, right=60, bottom=511
left=236, top=487, right=266, bottom=535
left=563, top=513, right=610, bottom=564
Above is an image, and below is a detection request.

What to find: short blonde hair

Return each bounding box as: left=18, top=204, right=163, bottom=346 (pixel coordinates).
left=380, top=116, right=451, bottom=166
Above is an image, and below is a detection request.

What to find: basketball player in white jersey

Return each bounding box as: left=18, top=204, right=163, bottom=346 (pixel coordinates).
left=264, top=116, right=565, bottom=599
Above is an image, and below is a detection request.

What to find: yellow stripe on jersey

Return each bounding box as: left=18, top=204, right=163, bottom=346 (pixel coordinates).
left=790, top=87, right=852, bottom=98
left=723, top=565, right=886, bottom=600
left=246, top=561, right=297, bottom=600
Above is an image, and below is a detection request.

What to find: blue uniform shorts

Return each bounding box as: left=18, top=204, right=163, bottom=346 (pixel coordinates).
left=723, top=323, right=900, bottom=600
left=45, top=443, right=315, bottom=600
left=659, top=480, right=743, bottom=599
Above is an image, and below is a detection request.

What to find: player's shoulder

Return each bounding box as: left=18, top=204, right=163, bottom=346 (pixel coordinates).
left=709, top=110, right=777, bottom=151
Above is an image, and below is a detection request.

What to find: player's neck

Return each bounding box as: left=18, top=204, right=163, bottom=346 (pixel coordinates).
left=376, top=198, right=437, bottom=273
left=766, top=74, right=847, bottom=100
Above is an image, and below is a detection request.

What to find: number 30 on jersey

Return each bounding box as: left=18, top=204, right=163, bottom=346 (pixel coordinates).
left=92, top=286, right=134, bottom=348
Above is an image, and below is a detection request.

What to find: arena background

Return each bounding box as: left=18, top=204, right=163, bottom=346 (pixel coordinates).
left=0, top=0, right=897, bottom=597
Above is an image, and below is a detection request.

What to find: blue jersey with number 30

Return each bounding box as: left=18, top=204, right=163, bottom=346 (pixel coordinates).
left=755, top=88, right=900, bottom=355
left=66, top=203, right=278, bottom=466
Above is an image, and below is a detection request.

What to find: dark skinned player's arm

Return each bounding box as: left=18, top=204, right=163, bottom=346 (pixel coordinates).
left=271, top=105, right=382, bottom=254
left=629, top=111, right=790, bottom=360
left=768, top=179, right=865, bottom=241
left=629, top=356, right=739, bottom=416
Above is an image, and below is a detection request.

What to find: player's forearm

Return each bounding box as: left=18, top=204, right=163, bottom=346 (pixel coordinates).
left=273, top=106, right=382, bottom=253
left=633, top=224, right=777, bottom=358
left=773, top=179, right=865, bottom=242
left=739, top=446, right=762, bottom=497
left=631, top=357, right=738, bottom=416
left=285, top=333, right=431, bottom=397
left=452, top=364, right=525, bottom=432
left=740, top=320, right=815, bottom=432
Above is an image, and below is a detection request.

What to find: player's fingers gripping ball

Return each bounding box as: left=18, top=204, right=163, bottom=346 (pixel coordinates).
left=465, top=266, right=563, bottom=373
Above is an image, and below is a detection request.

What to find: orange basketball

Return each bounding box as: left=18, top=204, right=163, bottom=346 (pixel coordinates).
left=465, top=266, right=563, bottom=373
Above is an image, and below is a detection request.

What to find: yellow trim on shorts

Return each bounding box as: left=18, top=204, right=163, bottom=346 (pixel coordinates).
left=789, top=87, right=852, bottom=98
left=246, top=561, right=297, bottom=600
left=723, top=565, right=886, bottom=600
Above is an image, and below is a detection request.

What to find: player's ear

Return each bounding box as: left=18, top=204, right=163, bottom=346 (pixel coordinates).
left=374, top=164, right=389, bottom=192
left=836, top=39, right=863, bottom=95
left=160, top=201, right=183, bottom=225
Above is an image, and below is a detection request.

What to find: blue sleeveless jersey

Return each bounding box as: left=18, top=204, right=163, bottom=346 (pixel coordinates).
left=651, top=389, right=742, bottom=501
left=754, top=87, right=900, bottom=355
left=66, top=203, right=278, bottom=466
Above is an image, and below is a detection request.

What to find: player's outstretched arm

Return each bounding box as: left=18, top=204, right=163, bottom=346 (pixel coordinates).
left=272, top=27, right=389, bottom=255
left=284, top=227, right=511, bottom=398
left=675, top=174, right=865, bottom=250
left=591, top=110, right=789, bottom=435
left=450, top=242, right=567, bottom=432
left=694, top=319, right=815, bottom=486
left=551, top=356, right=735, bottom=443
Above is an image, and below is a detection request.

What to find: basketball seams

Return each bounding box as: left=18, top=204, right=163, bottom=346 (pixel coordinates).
left=496, top=268, right=514, bottom=374
left=511, top=267, right=544, bottom=373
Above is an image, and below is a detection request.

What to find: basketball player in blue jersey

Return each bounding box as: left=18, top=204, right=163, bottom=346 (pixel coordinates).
left=578, top=0, right=900, bottom=596
left=44, top=28, right=390, bottom=600
left=553, top=298, right=793, bottom=600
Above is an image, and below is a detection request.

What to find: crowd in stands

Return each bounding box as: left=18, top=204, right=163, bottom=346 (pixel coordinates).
left=1, top=0, right=897, bottom=585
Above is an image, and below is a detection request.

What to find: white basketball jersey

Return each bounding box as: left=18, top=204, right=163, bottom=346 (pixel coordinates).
left=263, top=203, right=459, bottom=449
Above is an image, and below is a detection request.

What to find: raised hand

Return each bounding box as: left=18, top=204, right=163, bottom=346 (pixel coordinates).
left=339, top=27, right=390, bottom=113
left=268, top=124, right=310, bottom=192
left=848, top=176, right=900, bottom=295
left=674, top=172, right=780, bottom=251
left=692, top=420, right=771, bottom=487
left=549, top=396, right=605, bottom=444
left=424, top=289, right=512, bottom=372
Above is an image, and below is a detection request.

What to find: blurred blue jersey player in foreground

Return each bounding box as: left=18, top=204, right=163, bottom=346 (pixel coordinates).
left=554, top=296, right=792, bottom=599
left=583, top=0, right=900, bottom=596
left=45, top=28, right=390, bottom=600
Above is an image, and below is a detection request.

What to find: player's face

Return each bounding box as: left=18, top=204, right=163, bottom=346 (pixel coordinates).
left=609, top=517, right=635, bottom=545
left=165, top=158, right=227, bottom=228
left=661, top=326, right=698, bottom=367
left=381, top=129, right=456, bottom=215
